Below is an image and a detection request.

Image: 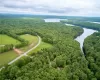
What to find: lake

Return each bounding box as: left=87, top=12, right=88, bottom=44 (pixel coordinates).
left=65, top=23, right=75, bottom=26
left=44, top=18, right=67, bottom=22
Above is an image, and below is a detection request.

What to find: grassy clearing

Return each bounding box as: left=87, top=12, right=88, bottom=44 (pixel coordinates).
left=28, top=41, right=52, bottom=55
left=20, top=34, right=38, bottom=44
left=0, top=34, right=20, bottom=67
left=0, top=34, right=38, bottom=67
left=0, top=51, right=18, bottom=67
left=0, top=34, right=20, bottom=45
left=19, top=34, right=38, bottom=51
left=0, top=34, right=52, bottom=67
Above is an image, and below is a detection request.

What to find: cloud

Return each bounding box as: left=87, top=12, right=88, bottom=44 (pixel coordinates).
left=0, top=0, right=100, bottom=16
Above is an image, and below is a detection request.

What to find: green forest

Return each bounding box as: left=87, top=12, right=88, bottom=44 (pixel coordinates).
left=61, top=20, right=100, bottom=30
left=0, top=18, right=100, bottom=80
left=83, top=32, right=100, bottom=80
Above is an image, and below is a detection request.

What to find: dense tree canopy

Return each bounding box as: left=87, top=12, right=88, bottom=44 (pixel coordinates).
left=0, top=18, right=99, bottom=80
left=61, top=20, right=100, bottom=31
left=83, top=32, right=100, bottom=80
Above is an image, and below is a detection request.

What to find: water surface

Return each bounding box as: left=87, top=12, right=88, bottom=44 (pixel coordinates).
left=75, top=28, right=97, bottom=53
left=65, top=23, right=75, bottom=26
left=44, top=18, right=67, bottom=22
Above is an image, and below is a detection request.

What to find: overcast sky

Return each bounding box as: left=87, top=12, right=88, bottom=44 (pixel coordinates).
left=0, top=0, right=100, bottom=16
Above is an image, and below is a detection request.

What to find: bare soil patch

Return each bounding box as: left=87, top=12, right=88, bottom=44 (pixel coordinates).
left=13, top=48, right=23, bottom=55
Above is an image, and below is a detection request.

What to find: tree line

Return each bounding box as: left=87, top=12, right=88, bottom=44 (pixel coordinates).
left=0, top=30, right=28, bottom=53
left=61, top=20, right=100, bottom=31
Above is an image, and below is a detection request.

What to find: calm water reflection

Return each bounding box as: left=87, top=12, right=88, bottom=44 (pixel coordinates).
left=75, top=28, right=97, bottom=53
left=44, top=18, right=67, bottom=22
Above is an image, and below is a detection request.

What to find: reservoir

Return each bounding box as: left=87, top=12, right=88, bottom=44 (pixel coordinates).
left=44, top=18, right=67, bottom=22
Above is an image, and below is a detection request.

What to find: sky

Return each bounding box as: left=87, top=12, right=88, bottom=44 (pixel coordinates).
left=0, top=0, right=100, bottom=17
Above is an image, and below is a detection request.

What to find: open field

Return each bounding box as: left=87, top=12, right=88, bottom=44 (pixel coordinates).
left=29, top=41, right=52, bottom=55
left=0, top=34, right=41, bottom=66
left=19, top=34, right=38, bottom=51
left=0, top=50, right=18, bottom=67
left=0, top=34, right=21, bottom=66
left=20, top=34, right=38, bottom=44
left=0, top=34, right=20, bottom=45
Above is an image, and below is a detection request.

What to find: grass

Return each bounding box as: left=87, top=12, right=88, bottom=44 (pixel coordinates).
left=28, top=41, right=52, bottom=55
left=0, top=34, right=38, bottom=67
left=0, top=34, right=52, bottom=67
left=0, top=51, right=18, bottom=67
left=20, top=34, right=38, bottom=44
left=19, top=34, right=38, bottom=51
left=0, top=34, right=20, bottom=66
left=0, top=34, right=20, bottom=45
left=0, top=34, right=38, bottom=66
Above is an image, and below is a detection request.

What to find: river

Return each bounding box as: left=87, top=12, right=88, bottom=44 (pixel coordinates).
left=44, top=19, right=98, bottom=53
left=75, top=28, right=97, bottom=53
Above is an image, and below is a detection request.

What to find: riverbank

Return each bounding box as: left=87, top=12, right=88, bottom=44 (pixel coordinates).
left=75, top=28, right=97, bottom=54
left=44, top=18, right=98, bottom=54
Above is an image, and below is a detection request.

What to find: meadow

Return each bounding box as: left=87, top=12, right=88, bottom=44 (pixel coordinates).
left=0, top=34, right=20, bottom=45
left=20, top=34, right=38, bottom=44
left=29, top=41, right=52, bottom=55
left=0, top=50, right=18, bottom=67
left=20, top=34, right=52, bottom=55
left=0, top=34, right=52, bottom=67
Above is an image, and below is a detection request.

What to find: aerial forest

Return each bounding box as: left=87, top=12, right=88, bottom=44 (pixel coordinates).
left=0, top=18, right=99, bottom=80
